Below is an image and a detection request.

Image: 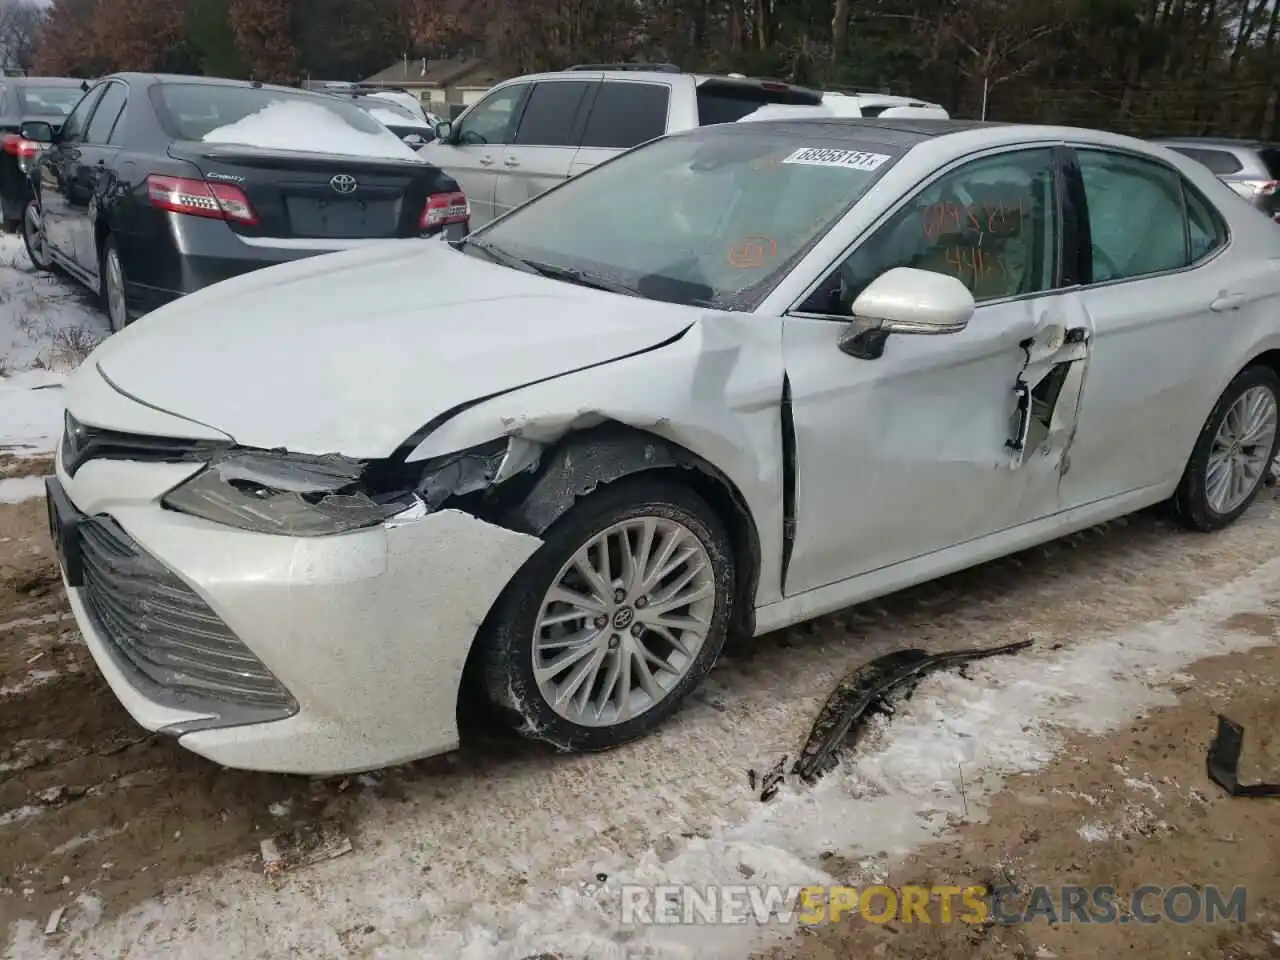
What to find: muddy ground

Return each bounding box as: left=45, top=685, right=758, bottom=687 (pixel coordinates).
left=3, top=461, right=1280, bottom=953
left=766, top=641, right=1280, bottom=960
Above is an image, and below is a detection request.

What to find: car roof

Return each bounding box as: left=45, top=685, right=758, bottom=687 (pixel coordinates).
left=10, top=77, right=83, bottom=86
left=1153, top=137, right=1273, bottom=151
left=704, top=116, right=1000, bottom=145
left=687, top=117, right=1198, bottom=166
left=107, top=72, right=332, bottom=100
left=500, top=66, right=823, bottom=92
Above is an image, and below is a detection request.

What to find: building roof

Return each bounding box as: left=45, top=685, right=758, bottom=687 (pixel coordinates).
left=362, top=57, right=493, bottom=88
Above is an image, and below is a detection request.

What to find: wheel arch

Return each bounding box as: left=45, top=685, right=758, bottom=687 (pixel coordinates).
left=493, top=420, right=762, bottom=642
left=1243, top=347, right=1280, bottom=386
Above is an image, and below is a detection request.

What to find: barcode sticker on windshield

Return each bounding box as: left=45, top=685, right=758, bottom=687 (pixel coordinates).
left=781, top=147, right=890, bottom=171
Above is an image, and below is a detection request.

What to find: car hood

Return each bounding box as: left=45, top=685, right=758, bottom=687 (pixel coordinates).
left=88, top=242, right=696, bottom=458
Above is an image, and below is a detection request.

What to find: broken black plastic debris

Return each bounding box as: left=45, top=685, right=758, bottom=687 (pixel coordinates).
left=1206, top=714, right=1280, bottom=798
left=758, top=755, right=788, bottom=802
left=768, top=639, right=1034, bottom=795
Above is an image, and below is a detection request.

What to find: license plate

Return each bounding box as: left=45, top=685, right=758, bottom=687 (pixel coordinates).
left=285, top=197, right=398, bottom=239
left=45, top=477, right=84, bottom=587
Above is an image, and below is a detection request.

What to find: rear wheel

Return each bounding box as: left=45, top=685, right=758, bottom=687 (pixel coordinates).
left=481, top=477, right=734, bottom=752
left=100, top=236, right=129, bottom=333
left=22, top=199, right=51, bottom=271
left=1172, top=365, right=1280, bottom=531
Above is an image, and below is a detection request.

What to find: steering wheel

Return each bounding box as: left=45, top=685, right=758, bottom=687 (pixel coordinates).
left=1091, top=243, right=1121, bottom=282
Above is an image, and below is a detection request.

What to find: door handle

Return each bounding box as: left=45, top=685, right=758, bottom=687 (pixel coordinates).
left=503, top=157, right=519, bottom=167
left=478, top=156, right=494, bottom=166
left=1211, top=293, right=1245, bottom=312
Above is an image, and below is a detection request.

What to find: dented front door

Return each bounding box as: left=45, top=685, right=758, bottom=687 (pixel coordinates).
left=781, top=289, right=1092, bottom=597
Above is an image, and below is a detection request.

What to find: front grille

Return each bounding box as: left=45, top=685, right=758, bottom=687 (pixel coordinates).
left=79, top=516, right=296, bottom=716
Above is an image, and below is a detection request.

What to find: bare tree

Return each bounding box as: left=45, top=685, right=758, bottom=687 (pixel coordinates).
left=0, top=0, right=45, bottom=73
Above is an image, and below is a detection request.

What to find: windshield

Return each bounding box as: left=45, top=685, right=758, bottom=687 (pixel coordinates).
left=469, top=125, right=902, bottom=310
left=18, top=85, right=83, bottom=116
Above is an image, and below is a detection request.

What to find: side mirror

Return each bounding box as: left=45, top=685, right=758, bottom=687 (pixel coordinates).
left=20, top=120, right=54, bottom=144
left=838, top=267, right=973, bottom=360
left=403, top=133, right=428, bottom=149
left=434, top=120, right=453, bottom=143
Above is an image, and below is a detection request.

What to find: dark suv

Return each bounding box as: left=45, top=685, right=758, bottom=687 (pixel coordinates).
left=1153, top=137, right=1280, bottom=221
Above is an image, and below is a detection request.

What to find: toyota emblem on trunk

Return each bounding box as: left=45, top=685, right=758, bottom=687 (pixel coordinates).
left=330, top=174, right=357, bottom=194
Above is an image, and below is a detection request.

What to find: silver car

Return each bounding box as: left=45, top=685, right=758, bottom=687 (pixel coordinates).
left=48, top=118, right=1280, bottom=774
left=1154, top=137, right=1280, bottom=221
left=420, top=65, right=824, bottom=227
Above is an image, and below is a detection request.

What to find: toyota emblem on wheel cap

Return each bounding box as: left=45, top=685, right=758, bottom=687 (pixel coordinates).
left=330, top=174, right=357, bottom=194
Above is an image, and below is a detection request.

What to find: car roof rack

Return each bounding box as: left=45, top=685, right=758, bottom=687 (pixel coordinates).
left=564, top=62, right=681, bottom=73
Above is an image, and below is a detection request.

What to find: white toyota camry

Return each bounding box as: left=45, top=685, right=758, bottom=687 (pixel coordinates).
left=49, top=118, right=1280, bottom=774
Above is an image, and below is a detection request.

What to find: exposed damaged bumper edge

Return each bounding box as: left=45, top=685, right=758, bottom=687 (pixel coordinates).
left=753, top=639, right=1035, bottom=799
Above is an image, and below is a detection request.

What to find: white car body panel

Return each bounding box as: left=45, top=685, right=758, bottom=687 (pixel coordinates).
left=821, top=92, right=950, bottom=119
left=50, top=120, right=1280, bottom=773
left=55, top=442, right=540, bottom=773
left=81, top=240, right=698, bottom=457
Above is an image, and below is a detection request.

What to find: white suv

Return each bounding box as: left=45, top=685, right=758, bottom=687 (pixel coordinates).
left=420, top=63, right=825, bottom=226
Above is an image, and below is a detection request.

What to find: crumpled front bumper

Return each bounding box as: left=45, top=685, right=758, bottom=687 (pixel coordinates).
left=53, top=441, right=541, bottom=776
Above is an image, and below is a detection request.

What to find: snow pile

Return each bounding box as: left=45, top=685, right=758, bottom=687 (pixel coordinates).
left=203, top=100, right=424, bottom=162
left=8, top=551, right=1280, bottom=959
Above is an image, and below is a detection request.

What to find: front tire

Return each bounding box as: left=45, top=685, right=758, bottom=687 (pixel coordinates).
left=1172, top=364, right=1280, bottom=531
left=481, top=476, right=734, bottom=752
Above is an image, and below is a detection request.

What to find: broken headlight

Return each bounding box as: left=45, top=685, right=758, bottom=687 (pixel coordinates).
left=162, top=451, right=417, bottom=537
left=161, top=439, right=541, bottom=537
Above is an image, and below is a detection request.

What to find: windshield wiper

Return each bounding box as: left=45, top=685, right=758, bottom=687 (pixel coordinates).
left=521, top=260, right=640, bottom=297
left=460, top=239, right=638, bottom=297
left=459, top=237, right=539, bottom=274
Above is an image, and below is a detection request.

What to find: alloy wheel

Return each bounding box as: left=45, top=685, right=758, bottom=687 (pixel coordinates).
left=1206, top=384, right=1278, bottom=515
left=531, top=516, right=716, bottom=727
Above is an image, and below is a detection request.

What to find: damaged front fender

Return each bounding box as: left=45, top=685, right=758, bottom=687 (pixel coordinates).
left=392, top=312, right=787, bottom=616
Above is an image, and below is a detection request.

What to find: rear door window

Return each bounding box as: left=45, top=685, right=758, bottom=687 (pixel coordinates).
left=579, top=82, right=670, bottom=148
left=1077, top=149, right=1190, bottom=282
left=512, top=80, right=592, bottom=147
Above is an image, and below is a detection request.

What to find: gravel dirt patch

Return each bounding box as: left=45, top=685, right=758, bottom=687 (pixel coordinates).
left=764, top=641, right=1280, bottom=960
left=3, top=485, right=1280, bottom=953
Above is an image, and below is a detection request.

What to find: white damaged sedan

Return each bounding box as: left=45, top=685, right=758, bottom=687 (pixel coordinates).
left=49, top=118, right=1280, bottom=774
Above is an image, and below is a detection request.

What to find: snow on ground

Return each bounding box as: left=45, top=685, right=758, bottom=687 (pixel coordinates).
left=7, top=548, right=1280, bottom=959
left=0, top=234, right=107, bottom=458
left=0, top=475, right=46, bottom=503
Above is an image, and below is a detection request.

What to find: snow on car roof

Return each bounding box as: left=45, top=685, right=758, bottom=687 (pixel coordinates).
left=202, top=99, right=423, bottom=162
